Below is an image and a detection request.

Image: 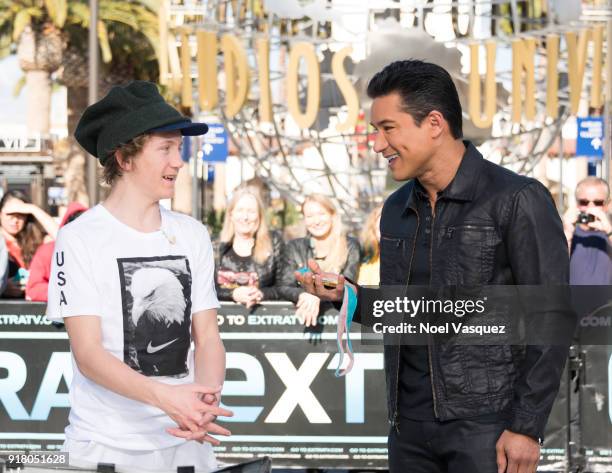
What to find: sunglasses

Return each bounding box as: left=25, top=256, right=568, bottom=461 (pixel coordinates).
left=577, top=199, right=606, bottom=207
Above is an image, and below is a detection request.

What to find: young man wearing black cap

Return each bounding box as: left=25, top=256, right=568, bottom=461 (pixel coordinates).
left=47, top=81, right=233, bottom=471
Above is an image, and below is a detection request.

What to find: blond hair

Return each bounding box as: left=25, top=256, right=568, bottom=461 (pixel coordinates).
left=302, top=194, right=348, bottom=273
left=360, top=204, right=383, bottom=263
left=220, top=187, right=272, bottom=264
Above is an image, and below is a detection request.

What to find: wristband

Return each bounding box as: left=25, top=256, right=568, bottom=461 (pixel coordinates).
left=335, top=282, right=358, bottom=377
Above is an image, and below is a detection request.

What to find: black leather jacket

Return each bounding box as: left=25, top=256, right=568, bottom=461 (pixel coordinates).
left=215, top=231, right=284, bottom=301
left=358, top=142, right=570, bottom=441
left=278, top=236, right=361, bottom=303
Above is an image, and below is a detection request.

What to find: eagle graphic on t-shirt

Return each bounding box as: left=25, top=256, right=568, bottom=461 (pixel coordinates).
left=118, top=256, right=192, bottom=377
left=131, top=267, right=186, bottom=327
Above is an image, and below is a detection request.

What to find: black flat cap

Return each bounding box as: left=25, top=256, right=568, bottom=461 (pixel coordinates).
left=74, top=81, right=208, bottom=163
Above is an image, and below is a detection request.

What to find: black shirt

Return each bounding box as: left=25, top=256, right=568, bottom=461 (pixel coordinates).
left=227, top=247, right=252, bottom=266
left=397, top=180, right=506, bottom=422
left=215, top=231, right=284, bottom=301
left=398, top=180, right=436, bottom=421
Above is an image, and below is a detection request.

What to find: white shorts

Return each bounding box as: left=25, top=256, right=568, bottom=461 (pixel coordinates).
left=64, top=437, right=218, bottom=473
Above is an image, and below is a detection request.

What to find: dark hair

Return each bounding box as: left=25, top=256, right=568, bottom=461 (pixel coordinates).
left=103, top=133, right=150, bottom=186
left=366, top=60, right=463, bottom=139
left=0, top=190, right=45, bottom=267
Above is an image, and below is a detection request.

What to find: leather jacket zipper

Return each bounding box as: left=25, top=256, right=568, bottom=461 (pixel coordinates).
left=393, top=205, right=419, bottom=432
left=427, top=336, right=439, bottom=419
left=428, top=204, right=440, bottom=419
left=381, top=236, right=402, bottom=249
left=462, top=225, right=495, bottom=230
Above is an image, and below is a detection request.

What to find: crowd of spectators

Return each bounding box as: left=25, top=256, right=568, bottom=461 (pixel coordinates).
left=0, top=177, right=610, bottom=319
left=213, top=187, right=364, bottom=326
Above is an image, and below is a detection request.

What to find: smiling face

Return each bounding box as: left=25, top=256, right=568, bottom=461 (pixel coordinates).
left=0, top=197, right=27, bottom=237
left=303, top=200, right=333, bottom=239
left=122, top=131, right=184, bottom=201
left=370, top=93, right=436, bottom=181
left=231, top=194, right=260, bottom=238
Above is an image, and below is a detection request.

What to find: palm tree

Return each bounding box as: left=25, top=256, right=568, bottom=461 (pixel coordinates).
left=0, top=0, right=160, bottom=204
left=61, top=4, right=161, bottom=204
left=0, top=0, right=66, bottom=133
left=0, top=0, right=160, bottom=134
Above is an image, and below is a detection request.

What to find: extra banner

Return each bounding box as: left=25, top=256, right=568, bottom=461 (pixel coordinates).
left=0, top=301, right=610, bottom=469
left=0, top=302, right=387, bottom=469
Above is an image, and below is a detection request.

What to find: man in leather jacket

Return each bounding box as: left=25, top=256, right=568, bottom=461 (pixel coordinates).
left=297, top=60, right=570, bottom=473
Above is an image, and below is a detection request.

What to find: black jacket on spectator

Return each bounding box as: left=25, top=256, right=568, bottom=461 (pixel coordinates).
left=215, top=230, right=284, bottom=301
left=277, top=236, right=361, bottom=303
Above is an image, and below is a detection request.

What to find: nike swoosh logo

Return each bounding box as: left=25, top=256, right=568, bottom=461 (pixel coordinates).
left=146, top=338, right=179, bottom=354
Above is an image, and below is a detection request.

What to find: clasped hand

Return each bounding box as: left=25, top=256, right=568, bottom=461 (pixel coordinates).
left=232, top=286, right=263, bottom=308
left=157, top=383, right=233, bottom=445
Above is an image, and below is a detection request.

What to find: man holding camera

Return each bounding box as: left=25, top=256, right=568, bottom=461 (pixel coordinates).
left=564, top=176, right=612, bottom=285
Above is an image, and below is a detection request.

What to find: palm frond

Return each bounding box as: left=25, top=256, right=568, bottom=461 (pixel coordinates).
left=12, top=10, right=32, bottom=40
left=97, top=19, right=112, bottom=63
left=67, top=2, right=89, bottom=26
left=132, top=0, right=161, bottom=14
left=99, top=3, right=158, bottom=53
left=44, top=0, right=67, bottom=28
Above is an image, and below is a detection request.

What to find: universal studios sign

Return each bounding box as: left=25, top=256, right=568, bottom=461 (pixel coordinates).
left=161, top=5, right=608, bottom=132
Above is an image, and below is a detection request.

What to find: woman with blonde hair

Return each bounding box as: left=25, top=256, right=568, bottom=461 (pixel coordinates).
left=216, top=186, right=283, bottom=307
left=278, top=194, right=360, bottom=326
left=358, top=204, right=383, bottom=285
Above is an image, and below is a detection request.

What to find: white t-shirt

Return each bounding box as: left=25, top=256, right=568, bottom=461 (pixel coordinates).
left=47, top=204, right=220, bottom=451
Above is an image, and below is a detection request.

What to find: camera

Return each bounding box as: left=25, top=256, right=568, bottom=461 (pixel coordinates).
left=577, top=212, right=595, bottom=224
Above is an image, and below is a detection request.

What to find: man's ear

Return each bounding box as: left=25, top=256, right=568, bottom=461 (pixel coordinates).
left=427, top=110, right=445, bottom=139
left=115, top=150, right=132, bottom=172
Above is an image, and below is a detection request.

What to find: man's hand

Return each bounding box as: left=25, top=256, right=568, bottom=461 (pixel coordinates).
left=199, top=392, right=220, bottom=425
left=166, top=390, right=231, bottom=445
left=294, top=259, right=345, bottom=302
left=496, top=430, right=540, bottom=473
left=154, top=383, right=233, bottom=434
left=296, top=292, right=320, bottom=326
left=4, top=279, right=25, bottom=298
left=585, top=207, right=612, bottom=234
left=166, top=421, right=231, bottom=445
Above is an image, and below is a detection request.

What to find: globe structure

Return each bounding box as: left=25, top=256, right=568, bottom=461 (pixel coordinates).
left=167, top=0, right=582, bottom=225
